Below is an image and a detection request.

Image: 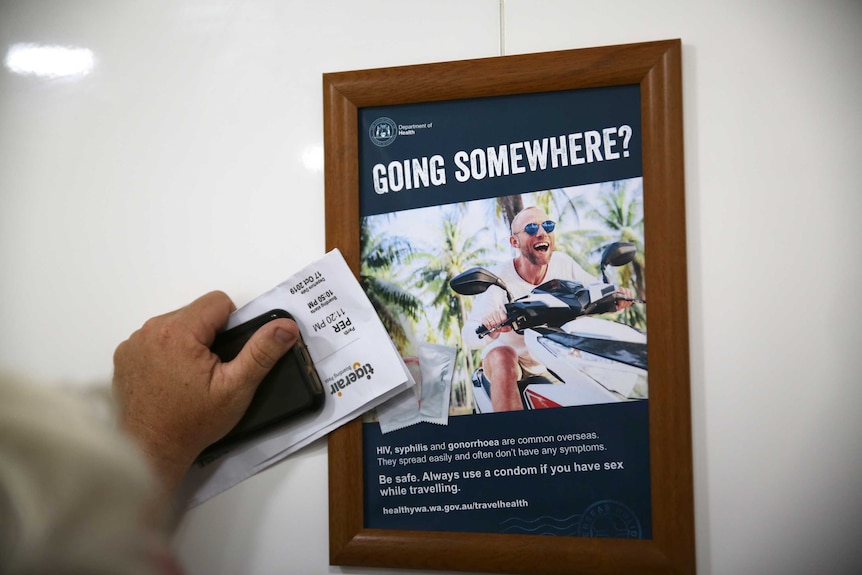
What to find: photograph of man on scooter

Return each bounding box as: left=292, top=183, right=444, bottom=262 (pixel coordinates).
left=459, top=205, right=637, bottom=412
left=361, top=178, right=648, bottom=418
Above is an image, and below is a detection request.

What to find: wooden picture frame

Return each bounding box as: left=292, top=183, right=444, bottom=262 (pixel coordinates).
left=324, top=39, right=693, bottom=575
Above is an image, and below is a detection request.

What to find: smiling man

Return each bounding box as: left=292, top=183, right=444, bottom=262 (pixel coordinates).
left=461, top=206, right=631, bottom=412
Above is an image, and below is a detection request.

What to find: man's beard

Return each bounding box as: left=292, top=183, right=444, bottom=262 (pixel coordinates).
left=523, top=244, right=552, bottom=266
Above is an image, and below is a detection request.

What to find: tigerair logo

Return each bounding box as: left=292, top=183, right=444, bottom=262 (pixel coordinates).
left=329, top=361, right=374, bottom=396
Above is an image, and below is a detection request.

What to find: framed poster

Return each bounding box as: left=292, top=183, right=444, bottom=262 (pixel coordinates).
left=324, top=39, right=693, bottom=575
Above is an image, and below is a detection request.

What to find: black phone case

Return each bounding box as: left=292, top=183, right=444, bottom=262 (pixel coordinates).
left=197, top=309, right=325, bottom=461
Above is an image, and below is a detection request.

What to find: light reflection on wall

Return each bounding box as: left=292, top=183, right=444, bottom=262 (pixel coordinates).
left=4, top=43, right=95, bottom=78
left=301, top=144, right=324, bottom=173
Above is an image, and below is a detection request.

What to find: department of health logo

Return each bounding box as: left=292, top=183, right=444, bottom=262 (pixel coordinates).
left=369, top=117, right=397, bottom=147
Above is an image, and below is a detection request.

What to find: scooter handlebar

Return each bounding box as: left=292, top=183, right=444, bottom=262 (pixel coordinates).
left=474, top=291, right=644, bottom=338
left=476, top=320, right=513, bottom=339
left=616, top=296, right=646, bottom=304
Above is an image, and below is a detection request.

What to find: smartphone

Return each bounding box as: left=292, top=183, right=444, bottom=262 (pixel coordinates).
left=197, top=309, right=325, bottom=461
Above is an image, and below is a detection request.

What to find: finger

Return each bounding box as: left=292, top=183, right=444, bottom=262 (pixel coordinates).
left=220, top=318, right=299, bottom=393
left=180, top=291, right=237, bottom=345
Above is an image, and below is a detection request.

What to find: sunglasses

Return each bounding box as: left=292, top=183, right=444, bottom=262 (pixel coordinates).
left=516, top=220, right=556, bottom=236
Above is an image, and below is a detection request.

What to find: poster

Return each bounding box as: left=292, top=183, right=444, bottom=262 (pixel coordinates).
left=357, top=85, right=652, bottom=538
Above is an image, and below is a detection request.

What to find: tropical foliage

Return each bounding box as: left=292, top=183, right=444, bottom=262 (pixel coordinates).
left=409, top=208, right=494, bottom=411
left=359, top=217, right=423, bottom=352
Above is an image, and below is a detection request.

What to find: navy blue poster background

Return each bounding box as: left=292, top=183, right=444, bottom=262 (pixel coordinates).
left=364, top=402, right=651, bottom=537
left=359, top=85, right=642, bottom=217
left=358, top=85, right=652, bottom=538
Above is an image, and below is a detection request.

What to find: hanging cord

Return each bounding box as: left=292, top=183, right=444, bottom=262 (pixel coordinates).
left=499, top=0, right=507, bottom=56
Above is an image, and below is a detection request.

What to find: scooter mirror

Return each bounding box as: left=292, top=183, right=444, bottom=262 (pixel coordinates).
left=601, top=242, right=637, bottom=268
left=600, top=242, right=637, bottom=283
left=449, top=267, right=511, bottom=301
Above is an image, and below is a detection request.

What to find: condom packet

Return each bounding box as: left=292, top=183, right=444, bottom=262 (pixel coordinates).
left=376, top=343, right=456, bottom=433
left=417, top=343, right=456, bottom=424
left=375, top=358, right=422, bottom=434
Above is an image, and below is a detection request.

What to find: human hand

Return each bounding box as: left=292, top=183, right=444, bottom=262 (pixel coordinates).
left=112, top=291, right=298, bottom=492
left=481, top=307, right=512, bottom=340
left=615, top=287, right=635, bottom=310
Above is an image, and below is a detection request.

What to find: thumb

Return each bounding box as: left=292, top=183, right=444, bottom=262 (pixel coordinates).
left=223, top=318, right=299, bottom=393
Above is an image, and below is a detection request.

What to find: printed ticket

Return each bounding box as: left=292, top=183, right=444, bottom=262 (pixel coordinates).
left=177, top=249, right=414, bottom=507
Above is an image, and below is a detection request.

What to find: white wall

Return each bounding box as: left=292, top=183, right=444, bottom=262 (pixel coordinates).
left=1, top=1, right=860, bottom=574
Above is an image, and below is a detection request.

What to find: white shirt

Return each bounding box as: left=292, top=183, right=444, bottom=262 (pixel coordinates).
left=461, top=251, right=596, bottom=374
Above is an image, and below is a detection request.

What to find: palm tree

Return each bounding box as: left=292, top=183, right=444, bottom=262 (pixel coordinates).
left=359, top=217, right=424, bottom=352
left=590, top=180, right=646, bottom=329
left=537, top=188, right=588, bottom=229
left=410, top=208, right=493, bottom=411
left=414, top=211, right=491, bottom=337
left=496, top=194, right=524, bottom=231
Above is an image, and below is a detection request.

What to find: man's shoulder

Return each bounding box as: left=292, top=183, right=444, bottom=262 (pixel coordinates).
left=550, top=251, right=577, bottom=265
left=549, top=250, right=580, bottom=272
left=550, top=251, right=593, bottom=281
left=489, top=258, right=517, bottom=276
left=485, top=259, right=527, bottom=291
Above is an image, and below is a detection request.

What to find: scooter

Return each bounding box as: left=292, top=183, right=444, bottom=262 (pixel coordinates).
left=449, top=242, right=648, bottom=412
